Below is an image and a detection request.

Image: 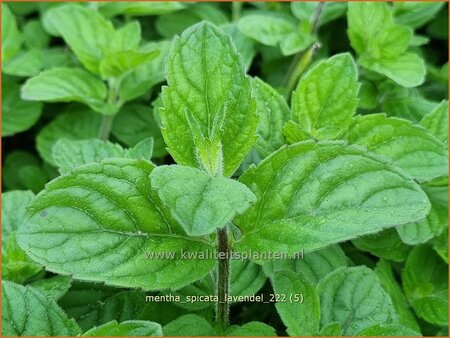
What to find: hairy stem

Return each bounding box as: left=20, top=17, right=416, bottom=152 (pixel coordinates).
left=216, top=227, right=230, bottom=331
left=283, top=3, right=325, bottom=99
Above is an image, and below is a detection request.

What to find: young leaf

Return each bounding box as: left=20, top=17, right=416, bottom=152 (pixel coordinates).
left=264, top=245, right=348, bottom=284
left=29, top=275, right=72, bottom=300
left=37, top=108, right=103, bottom=165
left=17, top=159, right=216, bottom=290
left=272, top=270, right=320, bottom=336
left=419, top=100, right=448, bottom=143
left=2, top=78, right=43, bottom=137
left=150, top=165, right=256, bottom=236
left=318, top=322, right=342, bottom=336
left=317, top=266, right=397, bottom=335
left=52, top=138, right=153, bottom=174
left=235, top=141, right=430, bottom=255
left=99, top=50, right=159, bottom=79
left=99, top=2, right=185, bottom=17
left=23, top=19, right=50, bottom=49
left=163, top=314, right=214, bottom=336
left=2, top=281, right=81, bottom=336
left=43, top=4, right=114, bottom=74
left=374, top=260, right=420, bottom=331
left=402, top=245, right=448, bottom=326
left=226, top=322, right=277, bottom=336
left=2, top=3, right=23, bottom=63
left=83, top=320, right=162, bottom=336
left=344, top=114, right=448, bottom=182
left=291, top=2, right=347, bottom=26
left=291, top=53, right=359, bottom=139
left=252, top=77, right=290, bottom=157
left=160, top=22, right=258, bottom=177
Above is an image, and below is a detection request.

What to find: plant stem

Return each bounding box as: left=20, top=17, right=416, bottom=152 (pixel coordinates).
left=97, top=78, right=120, bottom=140
left=283, top=3, right=325, bottom=99
left=216, top=227, right=230, bottom=331
left=232, top=2, right=242, bottom=22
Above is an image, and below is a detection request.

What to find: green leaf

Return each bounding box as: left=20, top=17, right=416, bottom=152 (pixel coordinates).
left=291, top=53, right=359, bottom=139
left=359, top=53, right=426, bottom=88
left=420, top=100, right=448, bottom=143
left=21, top=68, right=115, bottom=115
left=1, top=3, right=23, bottom=63
left=352, top=228, right=411, bottom=262
left=99, top=50, right=159, bottom=79
left=150, top=165, right=256, bottom=236
left=238, top=13, right=296, bottom=47
left=23, top=19, right=50, bottom=49
left=272, top=270, right=320, bottom=336
left=160, top=22, right=258, bottom=176
left=2, top=151, right=48, bottom=192
left=99, top=2, right=185, bottom=17
left=433, top=231, right=448, bottom=264
left=317, top=266, right=397, bottom=335
left=112, top=104, right=166, bottom=158
left=119, top=41, right=171, bottom=102
left=2, top=190, right=35, bottom=246
left=163, top=314, right=214, bottom=336
left=263, top=245, right=348, bottom=284
left=29, top=275, right=72, bottom=300
left=2, top=78, right=43, bottom=137
left=222, top=23, right=255, bottom=70
left=383, top=95, right=438, bottom=123
left=37, top=108, right=103, bottom=165
left=358, top=324, right=421, bottom=336
left=155, top=3, right=228, bottom=38
left=235, top=141, right=430, bottom=255
left=397, top=192, right=447, bottom=245
left=318, top=322, right=342, bottom=336
left=43, top=4, right=114, bottom=74
left=17, top=159, right=216, bottom=290
left=374, top=260, right=420, bottom=331
left=252, top=77, right=290, bottom=157
left=3, top=49, right=45, bottom=77
left=52, top=138, right=154, bottom=174
left=83, top=320, right=162, bottom=336
left=226, top=322, right=277, bottom=336
left=2, top=281, right=81, bottom=336
left=393, top=2, right=445, bottom=29
left=402, top=245, right=448, bottom=326
left=345, top=114, right=448, bottom=182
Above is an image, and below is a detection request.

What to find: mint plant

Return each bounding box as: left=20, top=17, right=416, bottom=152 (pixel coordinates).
left=2, top=2, right=448, bottom=337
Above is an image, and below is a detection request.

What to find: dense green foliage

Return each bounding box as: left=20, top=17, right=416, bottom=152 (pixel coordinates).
left=2, top=2, right=448, bottom=337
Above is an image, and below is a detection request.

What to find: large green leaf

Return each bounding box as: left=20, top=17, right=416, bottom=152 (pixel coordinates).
left=291, top=53, right=359, bottom=140
left=235, top=141, right=430, bottom=255
left=83, top=320, right=162, bottom=336
left=2, top=78, right=43, bottom=137
left=345, top=114, right=448, bottom=182
left=317, top=266, right=397, bottom=335
left=17, top=159, right=216, bottom=290
left=2, top=281, right=81, bottom=336
left=1, top=3, right=23, bottom=63
left=99, top=2, right=185, bottom=17
left=21, top=68, right=115, bottom=115
left=163, top=314, right=214, bottom=336
left=272, top=271, right=320, bottom=336
left=160, top=22, right=258, bottom=176
left=402, top=245, right=448, bottom=326
left=150, top=165, right=256, bottom=236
